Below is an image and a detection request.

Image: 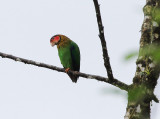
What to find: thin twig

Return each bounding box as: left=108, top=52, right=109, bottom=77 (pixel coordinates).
left=93, top=0, right=114, bottom=80
left=0, top=51, right=129, bottom=91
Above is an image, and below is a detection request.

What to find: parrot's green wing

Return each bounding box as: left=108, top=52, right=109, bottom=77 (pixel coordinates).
left=58, top=41, right=80, bottom=83
left=67, top=41, right=80, bottom=82
left=70, top=42, right=80, bottom=72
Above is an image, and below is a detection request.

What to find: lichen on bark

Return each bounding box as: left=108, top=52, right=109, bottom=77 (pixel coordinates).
left=125, top=0, right=160, bottom=119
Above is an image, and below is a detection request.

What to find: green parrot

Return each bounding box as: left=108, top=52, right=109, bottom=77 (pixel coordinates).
left=50, top=34, right=80, bottom=83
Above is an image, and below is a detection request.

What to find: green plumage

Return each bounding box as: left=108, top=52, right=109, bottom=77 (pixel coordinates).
left=57, top=35, right=80, bottom=83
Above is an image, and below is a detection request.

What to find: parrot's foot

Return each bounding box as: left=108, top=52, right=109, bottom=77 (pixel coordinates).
left=65, top=68, right=70, bottom=73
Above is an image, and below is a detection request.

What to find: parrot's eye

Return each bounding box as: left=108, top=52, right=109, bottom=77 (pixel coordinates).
left=50, top=39, right=54, bottom=43
left=50, top=35, right=60, bottom=43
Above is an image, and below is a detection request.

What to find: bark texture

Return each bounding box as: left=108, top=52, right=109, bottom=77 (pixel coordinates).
left=125, top=0, right=160, bottom=119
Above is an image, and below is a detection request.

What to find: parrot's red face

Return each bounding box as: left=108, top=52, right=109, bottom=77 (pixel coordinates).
left=50, top=35, right=61, bottom=47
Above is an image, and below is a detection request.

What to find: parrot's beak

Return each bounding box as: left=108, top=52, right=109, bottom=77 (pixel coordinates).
left=50, top=42, right=56, bottom=47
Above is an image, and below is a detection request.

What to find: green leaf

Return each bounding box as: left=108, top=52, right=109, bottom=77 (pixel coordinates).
left=124, top=51, right=138, bottom=61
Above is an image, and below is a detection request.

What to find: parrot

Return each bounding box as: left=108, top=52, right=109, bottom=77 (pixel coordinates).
left=50, top=34, right=80, bottom=83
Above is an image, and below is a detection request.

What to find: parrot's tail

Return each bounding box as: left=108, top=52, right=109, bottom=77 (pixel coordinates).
left=68, top=74, right=79, bottom=83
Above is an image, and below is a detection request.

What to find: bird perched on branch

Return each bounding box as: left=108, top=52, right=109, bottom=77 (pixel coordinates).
left=50, top=34, right=80, bottom=83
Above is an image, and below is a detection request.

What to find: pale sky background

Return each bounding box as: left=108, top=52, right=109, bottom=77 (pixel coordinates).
left=0, top=0, right=159, bottom=119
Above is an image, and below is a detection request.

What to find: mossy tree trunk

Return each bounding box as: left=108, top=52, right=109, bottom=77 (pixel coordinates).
left=125, top=0, right=160, bottom=119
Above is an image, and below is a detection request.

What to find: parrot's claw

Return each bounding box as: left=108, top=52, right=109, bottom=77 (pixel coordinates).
left=65, top=68, right=70, bottom=73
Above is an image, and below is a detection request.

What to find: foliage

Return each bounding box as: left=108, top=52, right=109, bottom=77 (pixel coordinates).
left=125, top=45, right=160, bottom=62
left=124, top=51, right=138, bottom=61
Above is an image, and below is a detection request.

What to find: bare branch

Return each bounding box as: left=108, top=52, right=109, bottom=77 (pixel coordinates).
left=93, top=0, right=114, bottom=80
left=0, top=51, right=129, bottom=91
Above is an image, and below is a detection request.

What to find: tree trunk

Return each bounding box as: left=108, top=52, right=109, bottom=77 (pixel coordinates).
left=125, top=0, right=160, bottom=119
